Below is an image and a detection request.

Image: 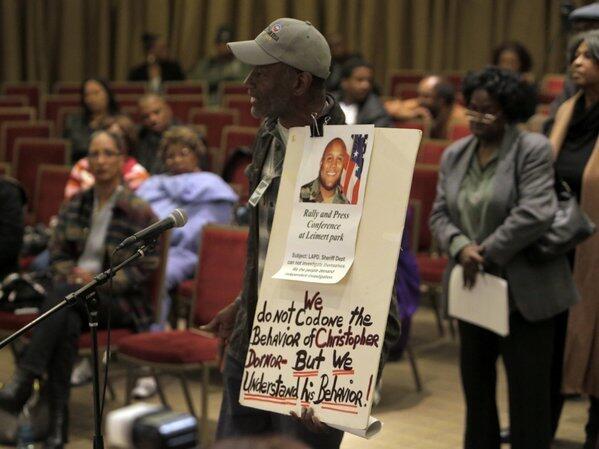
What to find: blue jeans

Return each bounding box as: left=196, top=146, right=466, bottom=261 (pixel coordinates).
left=216, top=354, right=344, bottom=449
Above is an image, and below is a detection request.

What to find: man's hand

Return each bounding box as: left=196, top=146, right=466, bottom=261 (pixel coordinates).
left=458, top=244, right=484, bottom=290
left=200, top=300, right=240, bottom=370
left=290, top=407, right=327, bottom=433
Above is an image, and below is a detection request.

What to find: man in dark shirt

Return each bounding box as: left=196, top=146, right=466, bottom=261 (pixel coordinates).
left=128, top=33, right=185, bottom=91
left=0, top=177, right=25, bottom=281
left=135, top=94, right=177, bottom=174
left=334, top=58, right=393, bottom=128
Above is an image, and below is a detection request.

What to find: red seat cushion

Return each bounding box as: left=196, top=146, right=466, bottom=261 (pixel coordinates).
left=0, top=311, right=39, bottom=331
left=416, top=253, right=448, bottom=283
left=118, top=330, right=218, bottom=364
left=78, top=328, right=133, bottom=349
left=177, top=280, right=194, bottom=299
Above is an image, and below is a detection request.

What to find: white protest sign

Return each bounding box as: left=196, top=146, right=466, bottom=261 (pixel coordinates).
left=240, top=126, right=421, bottom=434
left=273, top=125, right=374, bottom=283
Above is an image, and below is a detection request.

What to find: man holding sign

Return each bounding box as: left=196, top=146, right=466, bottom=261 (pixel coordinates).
left=203, top=18, right=400, bottom=448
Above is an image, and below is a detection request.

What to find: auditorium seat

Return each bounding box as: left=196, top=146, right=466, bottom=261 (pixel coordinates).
left=448, top=121, right=471, bottom=141
left=394, top=83, right=419, bottom=99
left=53, top=82, right=80, bottom=95
left=189, top=108, right=238, bottom=150
left=538, top=73, right=565, bottom=104
left=416, top=139, right=451, bottom=165
left=118, top=225, right=248, bottom=443
left=42, top=95, right=80, bottom=133
left=33, top=164, right=70, bottom=225
left=163, top=81, right=208, bottom=98
left=223, top=95, right=260, bottom=127
left=110, top=82, right=147, bottom=96
left=12, top=138, right=70, bottom=205
left=395, top=119, right=430, bottom=138
left=0, top=95, right=29, bottom=108
left=218, top=81, right=248, bottom=104
left=166, top=95, right=205, bottom=122
left=409, top=164, right=450, bottom=337
left=220, top=125, right=257, bottom=170
left=386, top=69, right=426, bottom=97
left=0, top=121, right=54, bottom=162
left=2, top=82, right=44, bottom=113
left=0, top=107, right=35, bottom=131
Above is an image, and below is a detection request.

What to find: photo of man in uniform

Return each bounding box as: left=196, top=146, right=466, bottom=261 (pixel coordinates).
left=299, top=137, right=350, bottom=204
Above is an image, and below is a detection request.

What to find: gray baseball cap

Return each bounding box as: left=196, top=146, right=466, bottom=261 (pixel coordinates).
left=227, top=18, right=331, bottom=79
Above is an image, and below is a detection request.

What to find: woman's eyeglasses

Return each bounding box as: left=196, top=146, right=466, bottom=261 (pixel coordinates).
left=88, top=150, right=121, bottom=160
left=465, top=110, right=498, bottom=125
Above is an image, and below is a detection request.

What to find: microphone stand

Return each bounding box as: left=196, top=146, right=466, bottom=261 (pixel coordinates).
left=0, top=240, right=156, bottom=449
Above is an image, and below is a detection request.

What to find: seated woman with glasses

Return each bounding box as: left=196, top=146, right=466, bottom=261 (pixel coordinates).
left=136, top=126, right=238, bottom=316
left=0, top=130, right=158, bottom=449
left=429, top=66, right=578, bottom=449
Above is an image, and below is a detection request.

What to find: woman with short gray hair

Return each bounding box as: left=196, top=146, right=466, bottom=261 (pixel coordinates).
left=552, top=28, right=599, bottom=449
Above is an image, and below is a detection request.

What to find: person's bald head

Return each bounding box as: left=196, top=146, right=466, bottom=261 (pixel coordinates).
left=319, top=138, right=348, bottom=192
left=417, top=75, right=456, bottom=118
left=139, top=94, right=172, bottom=134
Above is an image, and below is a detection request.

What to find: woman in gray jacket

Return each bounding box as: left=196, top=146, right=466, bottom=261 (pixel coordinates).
left=429, top=67, right=578, bottom=449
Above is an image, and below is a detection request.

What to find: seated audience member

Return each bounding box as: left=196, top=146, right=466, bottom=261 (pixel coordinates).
left=555, top=29, right=599, bottom=449
left=131, top=126, right=237, bottom=398
left=429, top=66, right=578, bottom=449
left=326, top=32, right=361, bottom=92
left=188, top=25, right=251, bottom=104
left=63, top=78, right=120, bottom=161
left=385, top=75, right=467, bottom=139
left=0, top=176, right=25, bottom=281
left=128, top=33, right=185, bottom=92
left=334, top=58, right=393, bottom=127
left=0, top=130, right=158, bottom=448
left=135, top=94, right=178, bottom=175
left=65, top=114, right=149, bottom=199
left=137, top=126, right=238, bottom=307
left=492, top=41, right=535, bottom=83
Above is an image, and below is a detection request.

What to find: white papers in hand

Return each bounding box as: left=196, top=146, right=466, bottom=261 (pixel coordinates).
left=328, top=416, right=382, bottom=439
left=448, top=265, right=509, bottom=336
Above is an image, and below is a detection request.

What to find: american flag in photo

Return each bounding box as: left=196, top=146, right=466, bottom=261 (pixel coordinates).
left=341, top=134, right=367, bottom=204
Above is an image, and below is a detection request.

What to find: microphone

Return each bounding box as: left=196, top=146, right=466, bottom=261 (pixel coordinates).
left=116, top=209, right=188, bottom=251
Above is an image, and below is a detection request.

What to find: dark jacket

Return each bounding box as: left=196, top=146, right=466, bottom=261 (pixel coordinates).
left=333, top=91, right=394, bottom=128
left=227, top=94, right=400, bottom=380
left=49, top=187, right=159, bottom=329
left=128, top=60, right=185, bottom=82
left=0, top=177, right=25, bottom=281
left=429, top=129, right=578, bottom=321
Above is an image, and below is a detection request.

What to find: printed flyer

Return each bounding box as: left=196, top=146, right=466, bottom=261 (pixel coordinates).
left=274, top=125, right=374, bottom=284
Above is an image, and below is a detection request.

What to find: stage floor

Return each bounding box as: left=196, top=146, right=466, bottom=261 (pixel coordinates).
left=0, top=307, right=586, bottom=448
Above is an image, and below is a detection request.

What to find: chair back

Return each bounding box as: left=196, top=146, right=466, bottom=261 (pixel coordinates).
left=448, top=121, right=471, bottom=141
left=191, top=225, right=248, bottom=326
left=417, top=139, right=451, bottom=165
left=53, top=82, right=80, bottom=95
left=223, top=95, right=260, bottom=127
left=42, top=95, right=80, bottom=131
left=111, top=82, right=147, bottom=96
left=164, top=81, right=207, bottom=98
left=2, top=83, right=44, bottom=112
left=0, top=121, right=54, bottom=162
left=386, top=69, right=425, bottom=97
left=189, top=108, right=238, bottom=150
left=0, top=108, right=34, bottom=132
left=33, top=164, right=71, bottom=225
left=166, top=95, right=205, bottom=122
left=409, top=164, right=439, bottom=252
left=13, top=138, right=70, bottom=204
left=218, top=81, right=247, bottom=101
left=0, top=95, right=28, bottom=107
